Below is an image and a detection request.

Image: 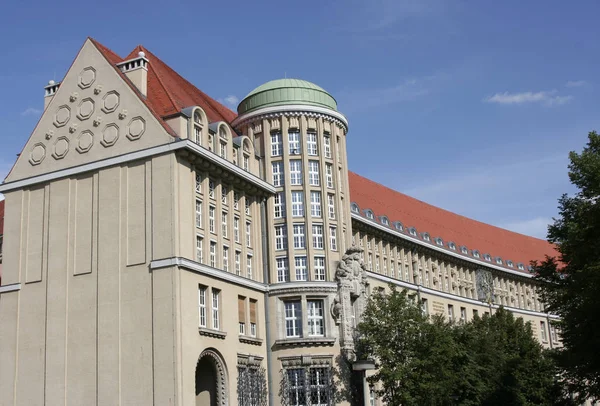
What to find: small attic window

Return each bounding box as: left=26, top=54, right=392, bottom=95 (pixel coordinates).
left=365, top=210, right=374, bottom=220
left=380, top=216, right=389, bottom=226
left=527, top=265, right=534, bottom=272
left=393, top=221, right=403, bottom=231
left=460, top=246, right=468, bottom=254
left=194, top=112, right=203, bottom=125
left=484, top=253, right=491, bottom=261
left=495, top=257, right=503, bottom=265
left=448, top=242, right=456, bottom=250
left=351, top=203, right=360, bottom=214
left=473, top=250, right=480, bottom=258
left=434, top=237, right=443, bottom=246
left=517, top=263, right=525, bottom=270
left=219, top=125, right=228, bottom=140
left=506, top=260, right=514, bottom=268
left=408, top=227, right=417, bottom=236
left=422, top=232, right=431, bottom=242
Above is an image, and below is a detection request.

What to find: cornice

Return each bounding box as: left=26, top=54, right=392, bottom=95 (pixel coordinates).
left=231, top=104, right=348, bottom=132
left=268, top=281, right=338, bottom=296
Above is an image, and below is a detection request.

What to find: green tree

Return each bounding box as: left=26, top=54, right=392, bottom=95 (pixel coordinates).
left=533, top=131, right=600, bottom=402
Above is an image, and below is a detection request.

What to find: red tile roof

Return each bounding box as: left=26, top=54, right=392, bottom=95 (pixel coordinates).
left=89, top=38, right=237, bottom=137
left=348, top=172, right=558, bottom=274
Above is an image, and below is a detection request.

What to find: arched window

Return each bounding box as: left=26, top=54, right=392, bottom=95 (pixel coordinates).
left=194, top=111, right=203, bottom=125
left=448, top=242, right=456, bottom=250
left=460, top=246, right=468, bottom=255
left=484, top=253, right=491, bottom=262
left=495, top=257, right=503, bottom=265
left=219, top=125, right=228, bottom=140
left=473, top=250, right=480, bottom=259
left=393, top=221, right=403, bottom=231
left=351, top=203, right=360, bottom=214
left=380, top=216, right=389, bottom=226
left=422, top=232, right=430, bottom=242
left=408, top=227, right=417, bottom=237
left=434, top=237, right=443, bottom=246
left=507, top=260, right=514, bottom=268
left=517, top=263, right=525, bottom=270
left=365, top=210, right=374, bottom=220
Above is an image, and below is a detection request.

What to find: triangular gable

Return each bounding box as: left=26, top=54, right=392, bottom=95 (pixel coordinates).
left=5, top=39, right=175, bottom=183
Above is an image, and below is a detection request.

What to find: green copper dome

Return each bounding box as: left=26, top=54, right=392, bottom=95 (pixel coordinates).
left=237, top=79, right=338, bottom=115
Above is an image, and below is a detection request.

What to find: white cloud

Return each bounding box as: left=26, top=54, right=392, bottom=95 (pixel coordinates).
left=565, top=80, right=587, bottom=88
left=499, top=217, right=552, bottom=239
left=20, top=107, right=41, bottom=117
left=220, top=95, right=239, bottom=108
left=484, top=90, right=572, bottom=106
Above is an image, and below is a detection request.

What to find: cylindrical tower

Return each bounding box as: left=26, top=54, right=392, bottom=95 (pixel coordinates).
left=232, top=79, right=352, bottom=405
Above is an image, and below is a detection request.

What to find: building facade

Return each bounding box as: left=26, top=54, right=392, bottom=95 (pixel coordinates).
left=0, top=38, right=561, bottom=406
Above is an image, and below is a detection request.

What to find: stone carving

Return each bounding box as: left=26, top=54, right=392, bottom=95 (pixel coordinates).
left=127, top=117, right=145, bottom=140
left=78, top=67, right=96, bottom=89
left=101, top=124, right=119, bottom=147
left=70, top=92, right=79, bottom=102
left=69, top=123, right=78, bottom=134
left=93, top=117, right=102, bottom=127
left=476, top=269, right=495, bottom=304
left=198, top=349, right=228, bottom=406
left=307, top=117, right=317, bottom=130
left=334, top=246, right=369, bottom=361
left=52, top=137, right=69, bottom=160
left=45, top=130, right=54, bottom=140
left=54, top=105, right=71, bottom=128
left=29, top=143, right=46, bottom=165
left=94, top=84, right=103, bottom=95
left=118, top=109, right=128, bottom=120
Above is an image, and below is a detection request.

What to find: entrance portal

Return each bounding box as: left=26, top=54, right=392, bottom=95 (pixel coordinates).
left=195, top=349, right=228, bottom=406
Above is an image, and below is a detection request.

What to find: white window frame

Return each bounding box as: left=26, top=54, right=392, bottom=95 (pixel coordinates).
left=312, top=224, right=324, bottom=249
left=327, top=194, right=335, bottom=219
left=209, top=206, right=216, bottom=233
left=210, top=241, right=217, bottom=267
left=275, top=225, right=288, bottom=250
left=208, top=179, right=215, bottom=199
left=221, top=185, right=228, bottom=205
left=290, top=160, right=303, bottom=185
left=235, top=251, right=241, bottom=275
left=198, top=286, right=207, bottom=327
left=310, top=191, right=322, bottom=218
left=246, top=222, right=251, bottom=247
left=195, top=172, right=202, bottom=193
left=272, top=162, right=284, bottom=187
left=284, top=300, right=302, bottom=337
left=291, top=191, right=304, bottom=217
left=324, top=135, right=331, bottom=158
left=307, top=131, right=318, bottom=155
left=247, top=255, right=253, bottom=279
left=325, top=164, right=333, bottom=188
left=308, top=161, right=320, bottom=186
left=295, top=256, right=308, bottom=281
left=307, top=300, right=325, bottom=336
left=329, top=226, right=337, bottom=251
left=277, top=257, right=290, bottom=283
left=314, top=256, right=326, bottom=281
left=222, top=211, right=228, bottom=237
left=212, top=289, right=220, bottom=330
left=195, top=199, right=203, bottom=228
left=222, top=247, right=229, bottom=272
left=271, top=132, right=282, bottom=156
left=293, top=223, right=306, bottom=249
left=288, top=131, right=301, bottom=155
left=274, top=192, right=286, bottom=219
left=196, top=235, right=203, bottom=263
left=234, top=216, right=240, bottom=243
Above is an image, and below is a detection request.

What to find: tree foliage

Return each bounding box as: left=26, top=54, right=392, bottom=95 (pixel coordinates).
left=356, top=285, right=571, bottom=406
left=533, top=131, right=600, bottom=402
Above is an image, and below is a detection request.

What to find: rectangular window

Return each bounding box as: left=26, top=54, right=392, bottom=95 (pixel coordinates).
left=232, top=149, right=238, bottom=166
left=550, top=324, right=557, bottom=342
left=277, top=257, right=290, bottom=282
left=288, top=131, right=301, bottom=155
left=271, top=132, right=282, bottom=156
left=448, top=304, right=454, bottom=322
left=208, top=179, right=215, bottom=199
left=196, top=235, right=203, bottom=263
left=234, top=217, right=240, bottom=242
left=198, top=286, right=207, bottom=327
left=336, top=136, right=341, bottom=159
left=210, top=241, right=216, bottom=267
left=460, top=307, right=467, bottom=323
left=238, top=296, right=246, bottom=335
left=234, top=190, right=240, bottom=210
left=286, top=369, right=307, bottom=406
left=274, top=192, right=286, bottom=219
left=235, top=251, right=241, bottom=275
left=243, top=155, right=249, bottom=171
left=290, top=160, right=303, bottom=185
left=194, top=126, right=202, bottom=144
left=291, top=191, right=304, bottom=217
left=329, top=226, right=337, bottom=251
left=473, top=309, right=479, bottom=318
left=390, top=262, right=395, bottom=278
left=212, top=289, right=220, bottom=330
left=540, top=321, right=547, bottom=341
left=209, top=206, right=216, bottom=233
left=284, top=301, right=302, bottom=337
left=249, top=299, right=257, bottom=337
left=221, top=185, right=228, bottom=205
left=421, top=298, right=428, bottom=315
left=310, top=191, right=322, bottom=218
left=375, top=256, right=380, bottom=273
left=368, top=254, right=372, bottom=270
left=247, top=255, right=253, bottom=279
left=314, top=257, right=326, bottom=281
left=195, top=172, right=202, bottom=193
left=312, top=224, right=324, bottom=249
left=307, top=300, right=324, bottom=336
left=293, top=224, right=306, bottom=249
left=222, top=247, right=229, bottom=272
left=327, top=194, right=335, bottom=219
left=245, top=197, right=252, bottom=216
left=295, top=256, right=308, bottom=281
left=275, top=225, right=288, bottom=250
left=325, top=164, right=333, bottom=188
left=324, top=135, right=331, bottom=158
left=195, top=199, right=203, bottom=228
left=220, top=142, right=227, bottom=160
left=307, top=131, right=318, bottom=155
left=272, top=162, right=284, bottom=187
left=208, top=134, right=215, bottom=152
left=222, top=212, right=228, bottom=237
left=308, top=161, right=320, bottom=186
left=246, top=222, right=251, bottom=247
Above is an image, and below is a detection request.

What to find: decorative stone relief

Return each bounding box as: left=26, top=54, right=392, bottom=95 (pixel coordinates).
left=101, top=124, right=119, bottom=147
left=93, top=117, right=102, bottom=127
left=118, top=109, right=128, bottom=120
left=288, top=116, right=299, bottom=129
left=334, top=246, right=369, bottom=361
left=69, top=123, right=78, bottom=134
left=77, top=98, right=95, bottom=121
left=45, top=130, right=54, bottom=140
left=307, top=117, right=317, bottom=130
left=76, top=130, right=94, bottom=153
left=29, top=143, right=46, bottom=165
left=52, top=137, right=70, bottom=160
left=476, top=269, right=495, bottom=304
left=197, top=349, right=228, bottom=406
left=269, top=118, right=280, bottom=130
left=70, top=92, right=79, bottom=102
left=102, top=91, right=120, bottom=113
left=323, top=120, right=332, bottom=133
left=53, top=105, right=71, bottom=128
left=127, top=117, right=145, bottom=140
left=253, top=122, right=262, bottom=134
left=94, top=84, right=103, bottom=95
left=78, top=67, right=96, bottom=89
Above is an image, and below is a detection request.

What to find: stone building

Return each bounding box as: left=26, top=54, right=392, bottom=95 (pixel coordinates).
left=0, top=38, right=561, bottom=406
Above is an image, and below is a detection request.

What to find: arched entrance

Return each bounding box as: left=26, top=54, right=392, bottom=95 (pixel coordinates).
left=195, top=348, right=228, bottom=406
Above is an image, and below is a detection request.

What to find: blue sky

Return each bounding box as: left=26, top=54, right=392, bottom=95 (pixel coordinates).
left=1, top=0, right=598, bottom=239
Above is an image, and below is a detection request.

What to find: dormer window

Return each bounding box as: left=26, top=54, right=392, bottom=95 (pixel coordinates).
left=408, top=227, right=417, bottom=237
left=448, top=242, right=456, bottom=250
left=434, top=237, right=443, bottom=246
left=527, top=265, right=534, bottom=272
left=495, top=257, right=503, bottom=265
left=380, top=216, right=389, bottom=226
left=473, top=250, right=480, bottom=259
left=351, top=203, right=360, bottom=214
left=194, top=112, right=203, bottom=125
left=460, top=246, right=468, bottom=255
left=219, top=125, right=228, bottom=140
left=393, top=221, right=403, bottom=231
left=422, top=233, right=430, bottom=242
left=507, top=260, right=514, bottom=268
left=484, top=254, right=491, bottom=262
left=365, top=210, right=374, bottom=220
left=517, top=263, right=525, bottom=270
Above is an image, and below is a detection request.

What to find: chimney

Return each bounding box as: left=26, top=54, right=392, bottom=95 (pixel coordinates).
left=117, top=51, right=148, bottom=97
left=44, top=80, right=60, bottom=109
